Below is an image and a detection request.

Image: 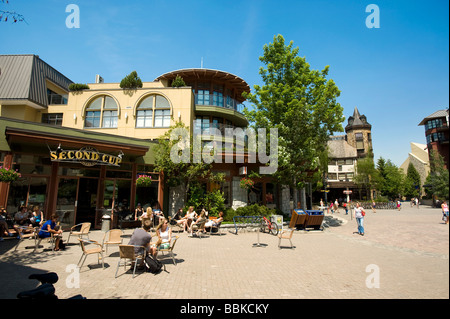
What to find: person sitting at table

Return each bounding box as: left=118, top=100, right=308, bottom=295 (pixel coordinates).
left=0, top=207, right=13, bottom=241
left=128, top=218, right=157, bottom=259
left=29, top=205, right=44, bottom=227
left=155, top=217, right=172, bottom=252
left=134, top=203, right=144, bottom=221
left=15, top=206, right=30, bottom=226
left=38, top=214, right=63, bottom=251
left=205, top=211, right=224, bottom=232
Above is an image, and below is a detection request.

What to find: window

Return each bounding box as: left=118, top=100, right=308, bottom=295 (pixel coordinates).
left=355, top=132, right=364, bottom=150
left=42, top=113, right=63, bottom=126
left=136, top=94, right=171, bottom=128
left=213, top=84, right=224, bottom=107
left=84, top=96, right=118, bottom=128
left=425, top=119, right=443, bottom=131
left=197, top=82, right=210, bottom=105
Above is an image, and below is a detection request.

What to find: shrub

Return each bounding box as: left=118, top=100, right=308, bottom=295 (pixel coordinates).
left=69, top=83, right=90, bottom=91
left=171, top=75, right=186, bottom=88
left=120, top=71, right=143, bottom=89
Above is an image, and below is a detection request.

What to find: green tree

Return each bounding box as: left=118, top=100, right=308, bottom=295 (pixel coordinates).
left=120, top=71, right=143, bottom=89
left=154, top=121, right=225, bottom=207
left=354, top=153, right=379, bottom=200
left=243, top=34, right=345, bottom=208
left=425, top=151, right=449, bottom=200
left=404, top=163, right=421, bottom=198
left=171, top=75, right=186, bottom=88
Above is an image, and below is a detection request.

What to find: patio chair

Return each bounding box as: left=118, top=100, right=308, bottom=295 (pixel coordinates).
left=158, top=235, right=179, bottom=266
left=207, top=219, right=223, bottom=235
left=67, top=222, right=91, bottom=244
left=168, top=216, right=184, bottom=232
left=115, top=244, right=146, bottom=278
left=102, top=229, right=123, bottom=255
left=190, top=219, right=207, bottom=238
left=277, top=228, right=295, bottom=249
left=77, top=238, right=104, bottom=269
left=14, top=227, right=39, bottom=252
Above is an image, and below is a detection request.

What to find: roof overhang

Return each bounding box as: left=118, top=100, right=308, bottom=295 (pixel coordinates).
left=154, top=68, right=250, bottom=102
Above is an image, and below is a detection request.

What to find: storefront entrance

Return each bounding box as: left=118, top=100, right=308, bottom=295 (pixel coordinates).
left=56, top=177, right=98, bottom=228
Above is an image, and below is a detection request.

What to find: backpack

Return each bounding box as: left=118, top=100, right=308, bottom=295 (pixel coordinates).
left=144, top=255, right=164, bottom=274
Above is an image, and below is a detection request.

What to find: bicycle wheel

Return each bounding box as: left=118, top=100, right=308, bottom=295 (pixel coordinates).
left=260, top=219, right=267, bottom=233
left=270, top=222, right=279, bottom=236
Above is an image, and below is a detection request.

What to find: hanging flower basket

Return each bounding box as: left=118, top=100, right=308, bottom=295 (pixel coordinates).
left=239, top=177, right=254, bottom=190
left=136, top=174, right=152, bottom=187
left=0, top=166, right=21, bottom=183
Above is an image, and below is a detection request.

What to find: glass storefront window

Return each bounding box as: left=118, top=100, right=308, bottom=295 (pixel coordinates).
left=6, top=177, right=48, bottom=214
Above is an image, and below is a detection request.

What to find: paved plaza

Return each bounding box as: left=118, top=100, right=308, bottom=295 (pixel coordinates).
left=0, top=204, right=448, bottom=300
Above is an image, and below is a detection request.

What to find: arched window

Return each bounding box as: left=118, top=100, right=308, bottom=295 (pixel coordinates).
left=84, top=96, right=118, bottom=128
left=136, top=94, right=171, bottom=128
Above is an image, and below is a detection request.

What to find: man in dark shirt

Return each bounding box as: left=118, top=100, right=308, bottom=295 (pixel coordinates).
left=128, top=218, right=157, bottom=257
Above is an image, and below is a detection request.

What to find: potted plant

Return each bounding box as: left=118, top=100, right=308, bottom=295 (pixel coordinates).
left=120, top=71, right=143, bottom=89
left=69, top=83, right=90, bottom=91
left=0, top=166, right=21, bottom=183
left=239, top=177, right=254, bottom=190
left=171, top=75, right=186, bottom=88
left=136, top=174, right=152, bottom=187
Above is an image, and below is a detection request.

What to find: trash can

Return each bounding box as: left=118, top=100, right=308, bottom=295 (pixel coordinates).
left=304, top=210, right=324, bottom=230
left=101, top=214, right=111, bottom=232
left=289, top=209, right=306, bottom=229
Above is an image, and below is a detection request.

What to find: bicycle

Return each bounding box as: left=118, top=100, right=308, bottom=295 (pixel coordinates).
left=16, top=272, right=85, bottom=299
left=260, top=216, right=279, bottom=236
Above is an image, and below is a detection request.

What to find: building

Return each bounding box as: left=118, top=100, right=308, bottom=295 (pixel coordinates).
left=325, top=107, right=373, bottom=202
left=418, top=109, right=449, bottom=169
left=0, top=54, right=285, bottom=229
left=400, top=142, right=430, bottom=197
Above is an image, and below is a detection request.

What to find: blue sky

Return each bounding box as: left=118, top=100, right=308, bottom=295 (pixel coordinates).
left=1, top=0, right=448, bottom=167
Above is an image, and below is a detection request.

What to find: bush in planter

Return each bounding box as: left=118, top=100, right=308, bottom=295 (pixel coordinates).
left=69, top=83, right=90, bottom=91
left=120, top=71, right=143, bottom=89
left=171, top=75, right=186, bottom=88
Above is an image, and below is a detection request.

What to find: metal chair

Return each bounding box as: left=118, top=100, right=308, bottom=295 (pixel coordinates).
left=67, top=222, right=91, bottom=244
left=77, top=238, right=104, bottom=269
left=115, top=245, right=146, bottom=278
left=14, top=226, right=39, bottom=252
left=277, top=228, right=295, bottom=249
left=157, top=235, right=179, bottom=266
left=102, top=229, right=123, bottom=255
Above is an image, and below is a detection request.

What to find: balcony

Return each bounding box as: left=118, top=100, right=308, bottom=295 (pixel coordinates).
left=194, top=93, right=245, bottom=113
left=194, top=93, right=248, bottom=126
left=47, top=93, right=68, bottom=105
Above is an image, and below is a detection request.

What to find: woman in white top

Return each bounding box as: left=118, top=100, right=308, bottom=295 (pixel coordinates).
left=353, top=202, right=365, bottom=236
left=156, top=217, right=172, bottom=250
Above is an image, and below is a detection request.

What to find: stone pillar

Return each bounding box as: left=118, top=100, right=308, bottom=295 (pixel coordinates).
left=281, top=185, right=291, bottom=216
left=168, top=184, right=185, bottom=217
left=232, top=176, right=247, bottom=210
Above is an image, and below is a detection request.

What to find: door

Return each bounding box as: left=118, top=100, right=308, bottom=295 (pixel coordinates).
left=56, top=177, right=78, bottom=229
left=76, top=178, right=98, bottom=225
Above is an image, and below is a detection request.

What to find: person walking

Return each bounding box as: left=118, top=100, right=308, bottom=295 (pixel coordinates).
left=353, top=202, right=366, bottom=236
left=397, top=200, right=401, bottom=211
left=372, top=200, right=376, bottom=213
left=441, top=200, right=449, bottom=224
left=334, top=199, right=340, bottom=214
